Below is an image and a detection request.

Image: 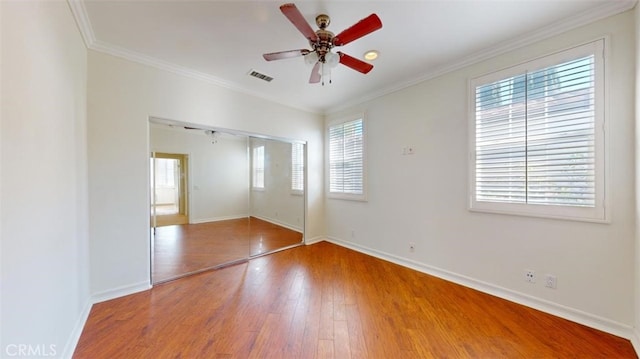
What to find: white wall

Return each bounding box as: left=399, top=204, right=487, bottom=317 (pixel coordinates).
left=634, top=2, right=640, bottom=351
left=250, top=138, right=305, bottom=231
left=87, top=50, right=324, bottom=297
left=150, top=125, right=249, bottom=222
left=1, top=1, right=90, bottom=357
left=326, top=10, right=636, bottom=335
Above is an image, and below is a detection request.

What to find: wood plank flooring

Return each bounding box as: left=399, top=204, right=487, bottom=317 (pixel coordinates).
left=153, top=217, right=303, bottom=283
left=75, top=242, right=636, bottom=358
left=154, top=213, right=189, bottom=227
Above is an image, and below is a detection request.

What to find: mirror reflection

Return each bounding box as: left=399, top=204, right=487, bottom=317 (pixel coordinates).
left=150, top=120, right=305, bottom=283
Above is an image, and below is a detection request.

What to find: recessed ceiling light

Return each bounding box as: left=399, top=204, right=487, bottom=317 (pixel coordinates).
left=364, top=50, right=379, bottom=61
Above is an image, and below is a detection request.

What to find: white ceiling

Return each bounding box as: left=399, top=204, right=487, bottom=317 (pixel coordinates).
left=73, top=0, right=635, bottom=114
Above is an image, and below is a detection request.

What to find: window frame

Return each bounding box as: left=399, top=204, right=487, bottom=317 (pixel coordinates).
left=291, top=142, right=305, bottom=195
left=327, top=115, right=367, bottom=201
left=252, top=145, right=265, bottom=190
left=468, top=39, right=608, bottom=223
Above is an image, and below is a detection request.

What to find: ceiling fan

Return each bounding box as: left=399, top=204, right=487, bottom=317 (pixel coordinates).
left=263, top=3, right=382, bottom=85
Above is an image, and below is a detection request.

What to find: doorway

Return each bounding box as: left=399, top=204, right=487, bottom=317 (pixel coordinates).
left=151, top=152, right=189, bottom=227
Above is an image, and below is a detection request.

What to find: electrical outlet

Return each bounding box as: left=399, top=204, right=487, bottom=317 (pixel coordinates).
left=545, top=274, right=557, bottom=289
left=409, top=242, right=415, bottom=252
left=525, top=270, right=536, bottom=283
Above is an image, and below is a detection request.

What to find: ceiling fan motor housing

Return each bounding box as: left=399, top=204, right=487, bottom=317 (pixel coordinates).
left=315, top=14, right=330, bottom=29
left=311, top=14, right=334, bottom=62
left=311, top=29, right=334, bottom=62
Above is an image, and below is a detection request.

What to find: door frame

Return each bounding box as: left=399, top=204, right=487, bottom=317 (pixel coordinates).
left=150, top=152, right=190, bottom=226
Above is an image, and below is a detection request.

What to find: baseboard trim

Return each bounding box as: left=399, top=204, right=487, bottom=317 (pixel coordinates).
left=251, top=215, right=303, bottom=233
left=190, top=215, right=248, bottom=224
left=62, top=282, right=152, bottom=357
left=304, top=236, right=326, bottom=245
left=324, top=236, right=634, bottom=340
left=91, top=281, right=151, bottom=304
left=631, top=327, right=640, bottom=355
left=60, top=299, right=93, bottom=358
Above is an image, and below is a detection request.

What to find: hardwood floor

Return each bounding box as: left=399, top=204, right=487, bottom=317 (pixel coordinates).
left=75, top=242, right=636, bottom=358
left=154, top=213, right=189, bottom=227
left=153, top=217, right=303, bottom=283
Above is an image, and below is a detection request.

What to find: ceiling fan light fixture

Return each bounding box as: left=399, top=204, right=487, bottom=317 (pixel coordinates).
left=304, top=51, right=319, bottom=65
left=325, top=52, right=340, bottom=68
left=364, top=50, right=379, bottom=61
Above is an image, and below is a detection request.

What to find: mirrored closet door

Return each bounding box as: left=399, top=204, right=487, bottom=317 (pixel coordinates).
left=149, top=119, right=305, bottom=283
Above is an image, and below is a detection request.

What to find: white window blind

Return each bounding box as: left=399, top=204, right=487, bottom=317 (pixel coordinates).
left=291, top=142, right=304, bottom=192
left=470, top=40, right=606, bottom=221
left=252, top=145, right=264, bottom=189
left=329, top=118, right=364, bottom=197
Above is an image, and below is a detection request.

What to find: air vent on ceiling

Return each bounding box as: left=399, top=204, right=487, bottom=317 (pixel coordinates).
left=248, top=69, right=274, bottom=82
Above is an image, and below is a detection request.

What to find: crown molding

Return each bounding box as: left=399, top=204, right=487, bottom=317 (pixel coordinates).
left=66, top=0, right=320, bottom=114
left=67, top=0, right=95, bottom=47
left=90, top=39, right=319, bottom=114
left=327, top=0, right=638, bottom=114
left=90, top=39, right=233, bottom=89
left=88, top=40, right=320, bottom=113
left=66, top=0, right=636, bottom=116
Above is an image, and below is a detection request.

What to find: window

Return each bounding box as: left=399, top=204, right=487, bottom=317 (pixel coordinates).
left=469, top=40, right=606, bottom=222
left=153, top=158, right=176, bottom=188
left=252, top=145, right=264, bottom=189
left=291, top=142, right=304, bottom=193
left=328, top=117, right=365, bottom=200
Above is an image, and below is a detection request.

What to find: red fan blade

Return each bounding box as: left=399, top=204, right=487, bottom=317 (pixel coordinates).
left=333, top=14, right=382, bottom=46
left=309, top=62, right=321, bottom=83
left=263, top=49, right=310, bottom=61
left=338, top=51, right=374, bottom=74
left=280, top=3, right=318, bottom=42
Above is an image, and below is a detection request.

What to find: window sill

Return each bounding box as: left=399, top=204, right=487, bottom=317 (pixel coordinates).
left=328, top=192, right=367, bottom=202
left=469, top=203, right=608, bottom=224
